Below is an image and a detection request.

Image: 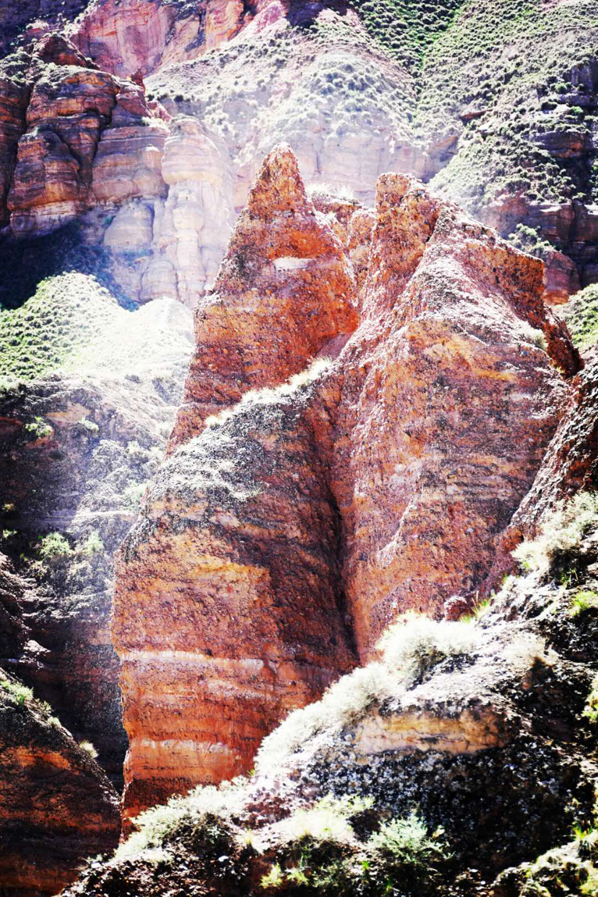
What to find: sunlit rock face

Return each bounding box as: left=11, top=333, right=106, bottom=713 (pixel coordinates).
left=1, top=34, right=168, bottom=242
left=2, top=0, right=598, bottom=308
left=69, top=0, right=179, bottom=79
left=113, top=146, right=578, bottom=820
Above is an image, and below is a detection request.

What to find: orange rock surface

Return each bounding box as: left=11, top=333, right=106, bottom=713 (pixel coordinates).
left=3, top=35, right=167, bottom=237
left=113, top=147, right=579, bottom=822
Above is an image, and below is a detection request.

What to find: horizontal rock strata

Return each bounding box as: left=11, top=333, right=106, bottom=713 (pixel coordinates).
left=114, top=146, right=580, bottom=820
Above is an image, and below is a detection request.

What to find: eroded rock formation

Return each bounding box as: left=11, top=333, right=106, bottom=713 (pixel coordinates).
left=63, top=542, right=598, bottom=896
left=113, top=146, right=579, bottom=821
left=3, top=1, right=598, bottom=309
left=0, top=574, right=120, bottom=897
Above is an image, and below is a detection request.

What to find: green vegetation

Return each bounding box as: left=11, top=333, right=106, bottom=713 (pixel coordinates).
left=31, top=529, right=104, bottom=579
left=123, top=482, right=147, bottom=511
left=259, top=799, right=447, bottom=895
left=79, top=530, right=104, bottom=557
left=377, top=612, right=477, bottom=683
left=461, top=598, right=492, bottom=623
left=24, top=416, right=53, bottom=440
left=422, top=0, right=598, bottom=230
left=509, top=830, right=598, bottom=895
left=115, top=777, right=249, bottom=864
left=115, top=781, right=447, bottom=897
left=513, top=491, right=598, bottom=574
left=562, top=285, right=598, bottom=351
left=0, top=677, right=34, bottom=706
left=569, top=589, right=598, bottom=617
left=509, top=224, right=555, bottom=259
left=350, top=0, right=465, bottom=70
left=0, top=273, right=121, bottom=381
left=37, top=532, right=73, bottom=561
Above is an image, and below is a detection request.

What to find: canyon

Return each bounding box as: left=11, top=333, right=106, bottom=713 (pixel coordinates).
left=0, top=1, right=597, bottom=896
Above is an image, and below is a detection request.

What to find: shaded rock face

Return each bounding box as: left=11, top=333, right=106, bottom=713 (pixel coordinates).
left=485, top=344, right=598, bottom=587
left=0, top=293, right=194, bottom=805
left=0, top=610, right=120, bottom=897
left=113, top=147, right=578, bottom=820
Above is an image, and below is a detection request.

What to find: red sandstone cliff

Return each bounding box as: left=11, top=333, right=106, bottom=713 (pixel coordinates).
left=112, top=147, right=580, bottom=822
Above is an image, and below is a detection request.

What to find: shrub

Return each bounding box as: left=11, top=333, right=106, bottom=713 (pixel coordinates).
left=256, top=663, right=393, bottom=770
left=0, top=677, right=33, bottom=706
left=569, top=590, right=598, bottom=617
left=25, top=416, right=53, bottom=439
left=583, top=676, right=598, bottom=725
left=367, top=811, right=448, bottom=874
left=79, top=739, right=99, bottom=759
left=378, top=612, right=478, bottom=683
left=261, top=863, right=285, bottom=889
left=79, top=530, right=104, bottom=556
left=276, top=795, right=371, bottom=848
left=123, top=482, right=147, bottom=510
left=116, top=778, right=249, bottom=861
left=261, top=806, right=447, bottom=895
left=518, top=320, right=548, bottom=352
left=513, top=491, right=598, bottom=573
left=37, top=532, right=72, bottom=561
left=78, top=418, right=99, bottom=436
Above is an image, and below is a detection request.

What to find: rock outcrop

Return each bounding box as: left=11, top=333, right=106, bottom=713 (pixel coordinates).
left=64, top=538, right=598, bottom=896
left=0, top=618, right=120, bottom=897
left=113, top=147, right=579, bottom=821
left=4, top=37, right=168, bottom=237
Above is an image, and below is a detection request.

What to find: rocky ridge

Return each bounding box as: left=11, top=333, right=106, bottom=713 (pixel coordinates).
left=113, top=146, right=580, bottom=824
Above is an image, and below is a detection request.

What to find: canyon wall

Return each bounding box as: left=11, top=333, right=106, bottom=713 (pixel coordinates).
left=0, top=2, right=597, bottom=892
left=0, top=278, right=194, bottom=893
left=0, top=566, right=120, bottom=897
left=113, top=146, right=579, bottom=821
left=3, top=1, right=597, bottom=310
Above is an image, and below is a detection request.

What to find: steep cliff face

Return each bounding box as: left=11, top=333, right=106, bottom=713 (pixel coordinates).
left=0, top=274, right=193, bottom=809
left=1, top=1, right=597, bottom=311
left=0, top=583, right=120, bottom=897
left=112, top=147, right=579, bottom=822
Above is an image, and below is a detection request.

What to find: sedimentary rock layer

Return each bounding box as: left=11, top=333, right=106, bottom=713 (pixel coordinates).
left=114, top=147, right=579, bottom=820
left=0, top=632, right=120, bottom=897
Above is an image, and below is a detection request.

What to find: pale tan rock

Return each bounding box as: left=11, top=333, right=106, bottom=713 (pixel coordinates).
left=142, top=117, right=236, bottom=306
